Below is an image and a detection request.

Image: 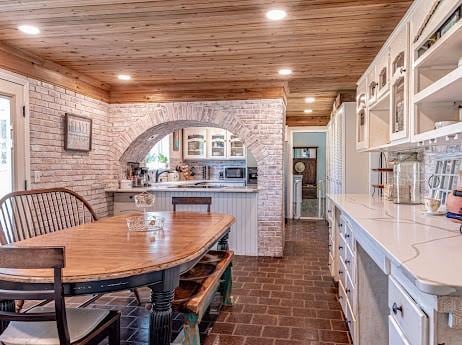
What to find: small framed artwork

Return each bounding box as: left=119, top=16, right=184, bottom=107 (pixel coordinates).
left=172, top=130, right=181, bottom=151
left=64, top=113, right=92, bottom=152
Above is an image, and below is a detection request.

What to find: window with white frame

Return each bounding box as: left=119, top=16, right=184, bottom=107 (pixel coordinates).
left=145, top=135, right=170, bottom=170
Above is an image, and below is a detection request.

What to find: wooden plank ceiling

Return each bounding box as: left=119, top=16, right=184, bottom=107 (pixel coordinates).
left=0, top=0, right=412, bottom=126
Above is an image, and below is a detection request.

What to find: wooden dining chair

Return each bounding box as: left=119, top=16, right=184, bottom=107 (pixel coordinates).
left=172, top=197, right=212, bottom=212
left=0, top=188, right=97, bottom=245
left=0, top=188, right=99, bottom=312
left=0, top=247, right=120, bottom=345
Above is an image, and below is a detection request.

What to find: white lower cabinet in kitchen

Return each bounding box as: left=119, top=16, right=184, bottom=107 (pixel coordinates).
left=388, top=277, right=428, bottom=345
left=389, top=316, right=411, bottom=345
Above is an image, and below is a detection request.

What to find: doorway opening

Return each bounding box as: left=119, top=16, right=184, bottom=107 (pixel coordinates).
left=288, top=128, right=327, bottom=220
left=0, top=70, right=29, bottom=199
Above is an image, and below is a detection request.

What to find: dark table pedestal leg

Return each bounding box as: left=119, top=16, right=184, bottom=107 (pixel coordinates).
left=0, top=300, right=15, bottom=333
left=149, top=288, right=175, bottom=345
left=217, top=231, right=230, bottom=251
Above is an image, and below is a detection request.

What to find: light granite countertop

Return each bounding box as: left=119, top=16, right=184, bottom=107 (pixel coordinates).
left=106, top=180, right=258, bottom=193
left=328, top=194, right=462, bottom=296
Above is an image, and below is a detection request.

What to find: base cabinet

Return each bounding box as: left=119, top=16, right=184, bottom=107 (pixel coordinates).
left=328, top=196, right=462, bottom=345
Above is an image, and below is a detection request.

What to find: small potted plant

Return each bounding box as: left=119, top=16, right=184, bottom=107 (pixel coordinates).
left=157, top=153, right=168, bottom=169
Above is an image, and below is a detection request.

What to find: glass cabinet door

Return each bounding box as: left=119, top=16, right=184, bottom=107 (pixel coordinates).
left=183, top=128, right=207, bottom=159
left=227, top=131, right=246, bottom=159
left=389, top=22, right=409, bottom=142
left=207, top=128, right=227, bottom=159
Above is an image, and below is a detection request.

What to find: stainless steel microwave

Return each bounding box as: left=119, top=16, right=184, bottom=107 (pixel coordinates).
left=224, top=167, right=246, bottom=179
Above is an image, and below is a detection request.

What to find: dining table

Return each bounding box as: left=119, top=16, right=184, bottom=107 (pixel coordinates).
left=0, top=211, right=235, bottom=345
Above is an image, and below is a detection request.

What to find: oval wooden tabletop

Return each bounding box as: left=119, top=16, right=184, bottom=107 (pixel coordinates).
left=0, top=212, right=235, bottom=284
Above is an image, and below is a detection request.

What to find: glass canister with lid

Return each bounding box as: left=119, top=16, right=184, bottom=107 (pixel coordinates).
left=393, top=152, right=422, bottom=204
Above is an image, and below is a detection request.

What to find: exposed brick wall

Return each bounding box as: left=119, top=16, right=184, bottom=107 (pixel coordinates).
left=28, top=79, right=112, bottom=217
left=109, top=101, right=286, bottom=256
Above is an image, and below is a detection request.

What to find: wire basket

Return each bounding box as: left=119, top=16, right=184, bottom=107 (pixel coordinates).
left=126, top=215, right=165, bottom=232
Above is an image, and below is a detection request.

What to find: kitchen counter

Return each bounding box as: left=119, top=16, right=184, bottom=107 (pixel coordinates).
left=106, top=180, right=258, bottom=193
left=328, top=194, right=462, bottom=296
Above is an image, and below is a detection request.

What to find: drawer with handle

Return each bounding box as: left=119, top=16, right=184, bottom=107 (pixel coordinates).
left=344, top=222, right=355, bottom=250
left=338, top=280, right=347, bottom=315
left=388, top=276, right=428, bottom=345
left=345, top=298, right=356, bottom=344
left=344, top=244, right=355, bottom=283
left=389, top=315, right=411, bottom=345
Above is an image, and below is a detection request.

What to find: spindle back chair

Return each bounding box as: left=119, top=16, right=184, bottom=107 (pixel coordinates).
left=172, top=197, right=212, bottom=213
left=0, top=247, right=120, bottom=345
left=0, top=188, right=97, bottom=245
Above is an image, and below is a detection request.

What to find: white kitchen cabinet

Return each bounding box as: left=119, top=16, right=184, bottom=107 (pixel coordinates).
left=327, top=102, right=369, bottom=195
left=183, top=127, right=246, bottom=160
left=183, top=128, right=207, bottom=159
left=207, top=127, right=227, bottom=159
left=376, top=46, right=391, bottom=100
left=389, top=22, right=410, bottom=142
left=227, top=131, right=246, bottom=159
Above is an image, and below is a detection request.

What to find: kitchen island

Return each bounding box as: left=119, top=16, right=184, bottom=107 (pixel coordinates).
left=106, top=181, right=258, bottom=256
left=327, top=194, right=462, bottom=345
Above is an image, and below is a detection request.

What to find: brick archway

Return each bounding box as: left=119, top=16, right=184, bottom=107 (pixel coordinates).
left=110, top=100, right=285, bottom=256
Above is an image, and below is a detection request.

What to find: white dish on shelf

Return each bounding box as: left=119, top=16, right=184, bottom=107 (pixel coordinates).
left=420, top=210, right=447, bottom=216
left=435, top=121, right=459, bottom=129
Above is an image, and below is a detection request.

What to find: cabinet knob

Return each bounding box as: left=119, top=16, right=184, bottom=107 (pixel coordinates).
left=346, top=288, right=351, bottom=294
left=392, top=302, right=403, bottom=315
left=339, top=246, right=343, bottom=250
left=345, top=234, right=350, bottom=239
left=339, top=270, right=343, bottom=275
left=345, top=259, right=350, bottom=265
left=400, top=67, right=406, bottom=74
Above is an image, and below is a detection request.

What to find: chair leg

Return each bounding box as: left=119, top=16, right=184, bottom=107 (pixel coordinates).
left=108, top=316, right=120, bottom=345
left=183, top=313, right=200, bottom=345
left=132, top=288, right=142, bottom=306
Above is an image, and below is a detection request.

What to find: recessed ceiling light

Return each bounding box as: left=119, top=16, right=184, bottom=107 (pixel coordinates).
left=304, top=109, right=313, bottom=114
left=266, top=9, right=287, bottom=21
left=305, top=97, right=316, bottom=103
left=278, top=68, right=292, bottom=76
left=18, top=25, right=40, bottom=35
left=117, top=74, right=131, bottom=81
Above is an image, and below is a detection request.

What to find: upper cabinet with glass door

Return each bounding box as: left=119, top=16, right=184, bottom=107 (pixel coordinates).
left=207, top=128, right=227, bottom=159
left=356, top=75, right=368, bottom=151
left=389, top=22, right=410, bottom=142
left=183, top=127, right=207, bottom=159
left=227, top=131, right=246, bottom=159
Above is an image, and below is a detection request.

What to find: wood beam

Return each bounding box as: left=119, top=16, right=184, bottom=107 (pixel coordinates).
left=109, top=81, right=288, bottom=104
left=0, top=42, right=110, bottom=102
left=286, top=116, right=330, bottom=127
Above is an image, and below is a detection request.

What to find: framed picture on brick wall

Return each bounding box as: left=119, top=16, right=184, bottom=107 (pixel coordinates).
left=64, top=113, right=92, bottom=152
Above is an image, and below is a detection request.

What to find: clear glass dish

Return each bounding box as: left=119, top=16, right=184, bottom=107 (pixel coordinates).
left=126, top=215, right=165, bottom=232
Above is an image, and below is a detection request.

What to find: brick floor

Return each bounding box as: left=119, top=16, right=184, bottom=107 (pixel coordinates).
left=26, top=220, right=351, bottom=344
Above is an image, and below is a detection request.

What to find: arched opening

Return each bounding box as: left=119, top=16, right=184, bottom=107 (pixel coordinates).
left=109, top=100, right=285, bottom=257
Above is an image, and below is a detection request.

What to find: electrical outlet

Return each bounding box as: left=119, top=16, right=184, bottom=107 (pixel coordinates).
left=34, top=171, right=41, bottom=183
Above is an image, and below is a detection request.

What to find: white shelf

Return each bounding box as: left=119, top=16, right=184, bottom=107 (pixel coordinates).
left=369, top=90, right=390, bottom=111
left=413, top=122, right=462, bottom=143
left=414, top=66, right=462, bottom=104
left=414, top=20, right=462, bottom=69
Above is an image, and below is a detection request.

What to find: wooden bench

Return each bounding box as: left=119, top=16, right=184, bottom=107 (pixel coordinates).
left=173, top=250, right=233, bottom=345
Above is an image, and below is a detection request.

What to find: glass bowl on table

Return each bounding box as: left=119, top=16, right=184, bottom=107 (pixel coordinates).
left=126, top=214, right=165, bottom=232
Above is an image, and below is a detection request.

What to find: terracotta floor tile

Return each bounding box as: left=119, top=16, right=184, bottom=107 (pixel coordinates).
left=234, top=324, right=263, bottom=337
left=261, top=326, right=290, bottom=339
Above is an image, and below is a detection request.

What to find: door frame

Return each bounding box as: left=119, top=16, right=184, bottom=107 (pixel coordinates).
left=287, top=126, right=327, bottom=219
left=0, top=68, right=30, bottom=192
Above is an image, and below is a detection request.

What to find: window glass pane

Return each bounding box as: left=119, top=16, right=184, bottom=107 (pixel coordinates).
left=0, top=96, right=12, bottom=198
left=145, top=135, right=170, bottom=170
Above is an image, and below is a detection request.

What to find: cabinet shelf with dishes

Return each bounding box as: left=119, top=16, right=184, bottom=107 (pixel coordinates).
left=412, top=1, right=462, bottom=145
